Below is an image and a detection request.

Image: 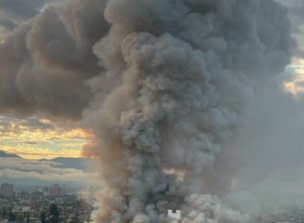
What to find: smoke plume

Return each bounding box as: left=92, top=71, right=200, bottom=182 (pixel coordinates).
left=0, top=0, right=294, bottom=222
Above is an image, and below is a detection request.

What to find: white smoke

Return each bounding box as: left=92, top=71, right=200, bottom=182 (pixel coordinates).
left=182, top=194, right=250, bottom=223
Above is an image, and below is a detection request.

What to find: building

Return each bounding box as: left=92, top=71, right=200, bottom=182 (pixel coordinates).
left=50, top=184, right=65, bottom=197
left=168, top=210, right=181, bottom=221
left=43, top=186, right=49, bottom=195
left=50, top=184, right=60, bottom=196
left=32, top=191, right=43, bottom=200
left=0, top=183, right=14, bottom=198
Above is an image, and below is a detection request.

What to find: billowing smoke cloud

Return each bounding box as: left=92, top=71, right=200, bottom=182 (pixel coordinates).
left=0, top=0, right=109, bottom=119
left=0, top=0, right=64, bottom=32
left=83, top=0, right=291, bottom=222
left=0, top=0, right=294, bottom=223
left=278, top=0, right=304, bottom=59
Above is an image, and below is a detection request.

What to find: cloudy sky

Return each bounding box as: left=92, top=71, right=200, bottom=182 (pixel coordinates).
left=0, top=0, right=107, bottom=160
left=0, top=0, right=93, bottom=160
left=0, top=1, right=299, bottom=161
left=0, top=0, right=96, bottom=160
left=0, top=113, right=94, bottom=159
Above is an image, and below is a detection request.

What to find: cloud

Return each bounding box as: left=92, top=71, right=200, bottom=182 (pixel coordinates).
left=276, top=1, right=304, bottom=96
left=0, top=0, right=41, bottom=20
left=289, top=1, right=304, bottom=18
left=0, top=0, right=65, bottom=34
left=22, top=141, right=39, bottom=145
left=0, top=0, right=108, bottom=161
left=0, top=0, right=110, bottom=120
left=283, top=59, right=304, bottom=95
left=0, top=0, right=60, bottom=19
left=0, top=113, right=96, bottom=159
left=278, top=0, right=304, bottom=59
left=208, top=86, right=304, bottom=212
left=0, top=18, right=17, bottom=30
left=0, top=114, right=91, bottom=139
left=0, top=157, right=98, bottom=183
left=1, top=147, right=82, bottom=160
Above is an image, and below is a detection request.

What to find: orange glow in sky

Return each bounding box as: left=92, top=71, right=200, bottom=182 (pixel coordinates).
left=0, top=117, right=93, bottom=159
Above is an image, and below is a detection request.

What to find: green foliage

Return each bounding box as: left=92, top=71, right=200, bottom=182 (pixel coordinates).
left=40, top=212, right=47, bottom=223
left=8, top=208, right=16, bottom=222
left=16, top=213, right=24, bottom=222
left=49, top=204, right=60, bottom=223
left=26, top=212, right=30, bottom=223
left=2, top=206, right=7, bottom=217
left=71, top=212, right=80, bottom=223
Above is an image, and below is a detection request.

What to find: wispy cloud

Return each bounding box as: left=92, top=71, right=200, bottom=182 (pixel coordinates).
left=0, top=158, right=99, bottom=183
left=1, top=147, right=82, bottom=159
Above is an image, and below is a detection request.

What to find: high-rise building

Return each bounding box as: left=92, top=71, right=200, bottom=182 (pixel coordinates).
left=50, top=184, right=65, bottom=197
left=50, top=184, right=60, bottom=196
left=1, top=183, right=14, bottom=197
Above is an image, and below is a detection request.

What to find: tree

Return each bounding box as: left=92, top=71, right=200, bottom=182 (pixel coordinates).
left=26, top=212, right=30, bottom=223
left=8, top=208, right=16, bottom=222
left=16, top=214, right=24, bottom=222
left=71, top=211, right=80, bottom=223
left=19, top=191, right=28, bottom=199
left=2, top=206, right=7, bottom=217
left=49, top=204, right=59, bottom=223
left=73, top=200, right=82, bottom=211
left=40, top=212, right=47, bottom=223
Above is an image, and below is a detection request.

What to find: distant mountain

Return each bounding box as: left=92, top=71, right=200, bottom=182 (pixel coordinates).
left=0, top=151, right=96, bottom=186
left=0, top=151, right=93, bottom=171
left=44, top=157, right=94, bottom=171
left=0, top=150, right=21, bottom=158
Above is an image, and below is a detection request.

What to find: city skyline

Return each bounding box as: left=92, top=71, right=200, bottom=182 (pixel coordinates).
left=0, top=182, right=93, bottom=223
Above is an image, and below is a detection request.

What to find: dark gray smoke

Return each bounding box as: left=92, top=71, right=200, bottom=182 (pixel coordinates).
left=0, top=0, right=109, bottom=119
left=0, top=0, right=293, bottom=222
left=278, top=0, right=304, bottom=59
left=0, top=0, right=63, bottom=32
left=82, top=0, right=292, bottom=222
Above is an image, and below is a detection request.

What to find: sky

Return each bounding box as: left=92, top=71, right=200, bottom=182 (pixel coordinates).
left=0, top=113, right=93, bottom=159
left=0, top=0, right=93, bottom=160
left=0, top=0, right=94, bottom=160
left=0, top=0, right=298, bottom=159
left=0, top=0, right=298, bottom=160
